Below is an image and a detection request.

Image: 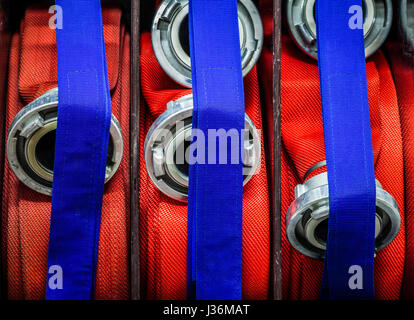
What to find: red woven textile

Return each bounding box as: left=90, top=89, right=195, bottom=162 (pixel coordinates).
left=260, top=32, right=405, bottom=299
left=139, top=31, right=271, bottom=300
left=387, top=43, right=414, bottom=299
left=2, top=6, right=130, bottom=300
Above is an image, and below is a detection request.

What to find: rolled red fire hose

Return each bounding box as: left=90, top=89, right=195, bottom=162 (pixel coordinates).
left=2, top=6, right=130, bottom=300
left=139, top=30, right=271, bottom=300
left=259, top=33, right=405, bottom=299
left=0, top=1, right=410, bottom=301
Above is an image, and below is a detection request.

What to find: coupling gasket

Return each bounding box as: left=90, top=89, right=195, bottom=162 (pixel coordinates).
left=151, top=0, right=264, bottom=87
left=286, top=0, right=393, bottom=59
left=7, top=88, right=123, bottom=195
left=144, top=94, right=261, bottom=202
left=286, top=169, right=400, bottom=259
left=400, top=0, right=414, bottom=56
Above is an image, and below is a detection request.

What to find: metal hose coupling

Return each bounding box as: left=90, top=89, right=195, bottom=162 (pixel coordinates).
left=7, top=88, right=123, bottom=195
left=286, top=0, right=393, bottom=59
left=144, top=94, right=261, bottom=202
left=286, top=161, right=400, bottom=259
left=399, top=0, right=414, bottom=57
left=151, top=0, right=263, bottom=87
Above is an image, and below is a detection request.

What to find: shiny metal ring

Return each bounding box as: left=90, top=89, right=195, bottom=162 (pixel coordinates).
left=400, top=0, right=414, bottom=56
left=144, top=94, right=261, bottom=202
left=7, top=88, right=123, bottom=196
left=151, top=0, right=263, bottom=87
left=286, top=0, right=393, bottom=59
left=286, top=169, right=400, bottom=259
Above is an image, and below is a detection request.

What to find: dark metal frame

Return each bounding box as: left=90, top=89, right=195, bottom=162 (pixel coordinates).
left=271, top=0, right=282, bottom=301
left=130, top=0, right=141, bottom=301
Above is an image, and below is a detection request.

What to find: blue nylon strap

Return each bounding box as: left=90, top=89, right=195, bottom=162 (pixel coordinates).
left=46, top=0, right=111, bottom=300
left=316, top=0, right=376, bottom=299
left=187, top=0, right=245, bottom=300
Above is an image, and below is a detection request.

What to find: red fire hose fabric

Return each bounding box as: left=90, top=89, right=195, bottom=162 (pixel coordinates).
left=260, top=33, right=405, bottom=299
left=386, top=43, right=414, bottom=299
left=1, top=7, right=130, bottom=299
left=139, top=31, right=271, bottom=300
left=1, top=2, right=407, bottom=301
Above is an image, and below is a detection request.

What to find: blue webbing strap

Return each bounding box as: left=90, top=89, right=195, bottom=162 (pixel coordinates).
left=187, top=0, right=245, bottom=300
left=316, top=0, right=376, bottom=299
left=46, top=0, right=111, bottom=299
